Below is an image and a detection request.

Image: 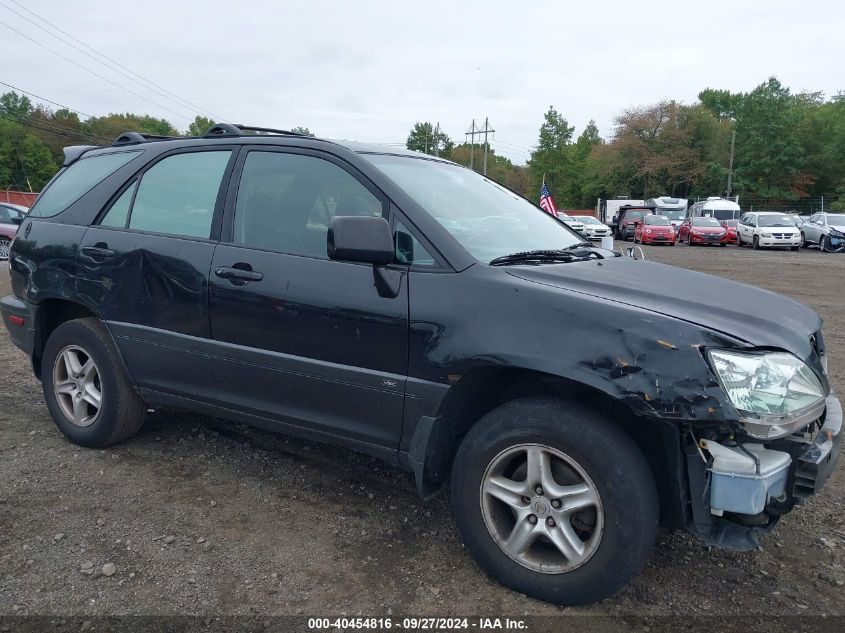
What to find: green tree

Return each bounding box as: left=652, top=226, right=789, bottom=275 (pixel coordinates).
left=291, top=126, right=315, bottom=136
left=0, top=92, right=32, bottom=120
left=86, top=113, right=178, bottom=142
left=0, top=119, right=58, bottom=190
left=406, top=122, right=453, bottom=156
left=185, top=115, right=216, bottom=136
left=527, top=106, right=574, bottom=201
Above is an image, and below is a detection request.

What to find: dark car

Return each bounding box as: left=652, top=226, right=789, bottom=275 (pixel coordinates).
left=2, top=125, right=841, bottom=606
left=614, top=205, right=655, bottom=240
left=0, top=202, right=26, bottom=260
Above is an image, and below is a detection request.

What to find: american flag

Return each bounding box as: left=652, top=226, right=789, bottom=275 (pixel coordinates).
left=539, top=181, right=558, bottom=217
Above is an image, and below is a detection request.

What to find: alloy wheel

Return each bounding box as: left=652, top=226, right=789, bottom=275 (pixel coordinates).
left=0, top=239, right=10, bottom=260
left=52, top=345, right=102, bottom=427
left=480, top=443, right=603, bottom=574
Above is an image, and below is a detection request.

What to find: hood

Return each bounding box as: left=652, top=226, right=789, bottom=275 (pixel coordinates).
left=506, top=256, right=821, bottom=353
left=690, top=226, right=726, bottom=233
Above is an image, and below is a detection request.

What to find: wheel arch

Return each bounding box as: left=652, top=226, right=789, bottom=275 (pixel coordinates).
left=407, top=366, right=686, bottom=529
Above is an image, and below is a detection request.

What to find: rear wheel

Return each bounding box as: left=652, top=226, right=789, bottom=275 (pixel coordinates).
left=41, top=318, right=146, bottom=447
left=0, top=238, right=10, bottom=260
left=451, top=398, right=658, bottom=606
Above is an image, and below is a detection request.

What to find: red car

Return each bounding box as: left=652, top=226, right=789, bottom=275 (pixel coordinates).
left=633, top=214, right=676, bottom=245
left=678, top=216, right=728, bottom=246
left=722, top=219, right=739, bottom=243
left=0, top=202, right=27, bottom=260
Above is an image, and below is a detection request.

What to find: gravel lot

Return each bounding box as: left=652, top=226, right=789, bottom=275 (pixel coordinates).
left=1, top=242, right=844, bottom=626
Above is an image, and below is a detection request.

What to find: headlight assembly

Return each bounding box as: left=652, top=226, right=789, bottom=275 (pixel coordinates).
left=708, top=349, right=826, bottom=439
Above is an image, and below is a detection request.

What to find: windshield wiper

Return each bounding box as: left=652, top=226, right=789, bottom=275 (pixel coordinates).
left=489, top=248, right=599, bottom=266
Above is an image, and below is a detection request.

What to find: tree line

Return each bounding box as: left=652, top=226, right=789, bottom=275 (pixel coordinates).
left=2, top=77, right=843, bottom=212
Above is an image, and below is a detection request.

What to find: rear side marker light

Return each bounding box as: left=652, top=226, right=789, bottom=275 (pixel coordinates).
left=9, top=316, right=24, bottom=326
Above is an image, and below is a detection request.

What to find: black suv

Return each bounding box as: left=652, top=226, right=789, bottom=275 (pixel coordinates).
left=2, top=124, right=841, bottom=605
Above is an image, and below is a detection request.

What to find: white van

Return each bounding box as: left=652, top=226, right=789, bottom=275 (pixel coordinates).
left=688, top=197, right=742, bottom=221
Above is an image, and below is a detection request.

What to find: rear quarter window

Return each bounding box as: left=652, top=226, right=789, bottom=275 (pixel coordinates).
left=28, top=151, right=142, bottom=218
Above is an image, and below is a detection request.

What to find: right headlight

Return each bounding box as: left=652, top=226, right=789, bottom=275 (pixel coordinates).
left=708, top=349, right=826, bottom=439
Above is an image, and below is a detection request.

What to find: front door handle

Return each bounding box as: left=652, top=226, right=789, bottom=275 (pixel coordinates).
left=81, top=245, right=115, bottom=259
left=215, top=266, right=263, bottom=282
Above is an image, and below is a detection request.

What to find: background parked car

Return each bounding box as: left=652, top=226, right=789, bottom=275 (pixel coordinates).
left=557, top=213, right=585, bottom=235
left=722, top=219, right=739, bottom=243
left=571, top=215, right=610, bottom=241
left=737, top=212, right=801, bottom=250
left=633, top=214, right=676, bottom=245
left=678, top=216, right=728, bottom=246
left=615, top=205, right=655, bottom=240
left=800, top=212, right=845, bottom=252
left=0, top=202, right=27, bottom=260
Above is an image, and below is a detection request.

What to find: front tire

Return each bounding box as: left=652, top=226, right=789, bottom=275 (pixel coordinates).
left=450, top=398, right=658, bottom=606
left=753, top=235, right=760, bottom=250
left=41, top=318, right=146, bottom=447
left=822, top=235, right=832, bottom=253
left=0, top=238, right=10, bottom=260
left=800, top=232, right=809, bottom=248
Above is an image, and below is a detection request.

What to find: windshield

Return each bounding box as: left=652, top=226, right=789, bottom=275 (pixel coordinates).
left=364, top=155, right=583, bottom=261
left=656, top=208, right=685, bottom=220
left=625, top=210, right=646, bottom=220
left=644, top=215, right=670, bottom=226
left=757, top=214, right=794, bottom=227
left=826, top=215, right=845, bottom=228
left=692, top=217, right=722, bottom=227
left=574, top=216, right=601, bottom=225
left=724, top=219, right=738, bottom=227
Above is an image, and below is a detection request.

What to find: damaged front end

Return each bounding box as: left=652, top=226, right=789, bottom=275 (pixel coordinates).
left=683, top=395, right=841, bottom=550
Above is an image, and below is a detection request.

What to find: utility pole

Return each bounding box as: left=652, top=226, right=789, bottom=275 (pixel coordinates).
left=466, top=119, right=477, bottom=169
left=433, top=122, right=440, bottom=157
left=726, top=129, right=736, bottom=198
left=466, top=117, right=495, bottom=175
left=424, top=126, right=430, bottom=155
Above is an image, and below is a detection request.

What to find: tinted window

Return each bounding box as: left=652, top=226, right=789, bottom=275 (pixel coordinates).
left=625, top=211, right=646, bottom=220
left=0, top=206, right=11, bottom=223
left=233, top=151, right=382, bottom=258
left=100, top=182, right=137, bottom=228
left=395, top=220, right=435, bottom=267
left=128, top=151, right=231, bottom=238
left=29, top=151, right=142, bottom=218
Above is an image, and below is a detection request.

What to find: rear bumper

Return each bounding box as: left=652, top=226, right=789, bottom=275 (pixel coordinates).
left=1, top=294, right=38, bottom=357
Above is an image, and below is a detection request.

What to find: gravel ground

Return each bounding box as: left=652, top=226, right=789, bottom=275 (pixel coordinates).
left=1, top=242, right=844, bottom=625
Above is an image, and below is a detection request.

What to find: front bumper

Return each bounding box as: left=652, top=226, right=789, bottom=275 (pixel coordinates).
left=1, top=294, right=38, bottom=357
left=685, top=395, right=841, bottom=550
left=758, top=235, right=801, bottom=247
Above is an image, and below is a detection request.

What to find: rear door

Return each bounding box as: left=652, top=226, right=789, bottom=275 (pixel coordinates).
left=207, top=147, right=409, bottom=450
left=77, top=146, right=237, bottom=403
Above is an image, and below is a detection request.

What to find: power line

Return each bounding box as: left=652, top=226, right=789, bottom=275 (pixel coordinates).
left=0, top=18, right=193, bottom=122
left=0, top=80, right=93, bottom=118
left=0, top=0, right=218, bottom=121
left=0, top=114, right=109, bottom=145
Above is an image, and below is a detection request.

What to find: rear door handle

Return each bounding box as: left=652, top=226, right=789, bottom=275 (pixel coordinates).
left=215, top=266, right=263, bottom=282
left=81, top=245, right=115, bottom=258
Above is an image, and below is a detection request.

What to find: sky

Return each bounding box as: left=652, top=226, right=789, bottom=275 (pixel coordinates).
left=2, top=0, right=843, bottom=165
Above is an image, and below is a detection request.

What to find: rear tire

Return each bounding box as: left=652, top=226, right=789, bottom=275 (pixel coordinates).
left=0, top=238, right=10, bottom=260
left=450, top=397, right=658, bottom=606
left=41, top=318, right=146, bottom=447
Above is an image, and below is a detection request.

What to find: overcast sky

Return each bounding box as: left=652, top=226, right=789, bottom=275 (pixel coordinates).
left=2, top=0, right=843, bottom=164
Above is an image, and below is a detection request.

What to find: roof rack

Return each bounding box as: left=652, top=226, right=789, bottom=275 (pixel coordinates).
left=202, top=123, right=308, bottom=139
left=111, top=132, right=179, bottom=147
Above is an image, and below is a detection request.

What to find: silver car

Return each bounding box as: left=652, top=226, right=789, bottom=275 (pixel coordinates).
left=571, top=215, right=611, bottom=241
left=558, top=213, right=585, bottom=234
left=800, top=213, right=845, bottom=252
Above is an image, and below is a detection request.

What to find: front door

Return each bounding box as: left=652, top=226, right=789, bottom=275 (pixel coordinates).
left=208, top=148, right=408, bottom=450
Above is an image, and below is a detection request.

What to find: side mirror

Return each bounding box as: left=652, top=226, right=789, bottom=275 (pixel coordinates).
left=327, top=216, right=394, bottom=265
left=11, top=216, right=23, bottom=225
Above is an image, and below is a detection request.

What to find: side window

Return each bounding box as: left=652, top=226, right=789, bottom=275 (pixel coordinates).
left=100, top=182, right=137, bottom=228
left=395, top=220, right=436, bottom=267
left=29, top=151, right=142, bottom=218
left=0, top=206, right=11, bottom=223
left=128, top=151, right=231, bottom=238
left=233, top=151, right=383, bottom=258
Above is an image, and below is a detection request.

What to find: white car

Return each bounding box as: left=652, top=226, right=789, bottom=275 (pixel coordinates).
left=558, top=213, right=585, bottom=234
left=736, top=212, right=801, bottom=250
left=571, top=215, right=611, bottom=241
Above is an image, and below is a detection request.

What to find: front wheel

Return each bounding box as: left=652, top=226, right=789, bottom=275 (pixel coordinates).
left=0, top=238, right=10, bottom=260
left=41, top=318, right=147, bottom=447
left=822, top=236, right=832, bottom=253
left=451, top=398, right=658, bottom=606
left=753, top=235, right=760, bottom=250
left=800, top=232, right=809, bottom=248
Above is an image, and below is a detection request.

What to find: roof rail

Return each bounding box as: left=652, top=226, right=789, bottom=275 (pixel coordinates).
left=202, top=123, right=308, bottom=139
left=112, top=132, right=179, bottom=147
